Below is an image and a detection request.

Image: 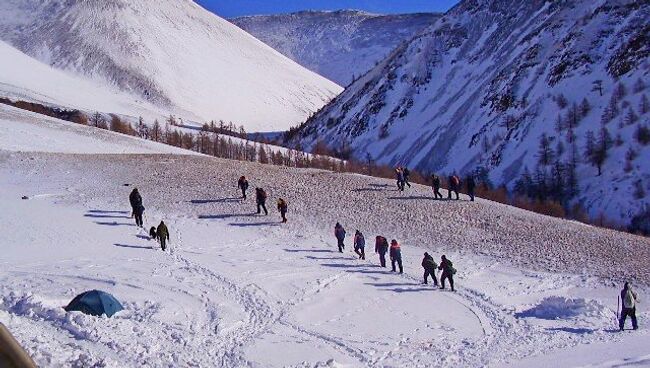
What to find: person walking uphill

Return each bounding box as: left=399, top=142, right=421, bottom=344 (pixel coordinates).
left=422, top=252, right=438, bottom=286
left=439, top=255, right=456, bottom=291
left=255, top=188, right=268, bottom=215
left=448, top=175, right=460, bottom=200
left=431, top=174, right=443, bottom=199
left=277, top=198, right=288, bottom=223
left=354, top=230, right=366, bottom=260
left=395, top=168, right=405, bottom=192
left=375, top=236, right=389, bottom=267
left=619, top=282, right=639, bottom=331
left=334, top=223, right=346, bottom=253
left=238, top=176, right=249, bottom=200
left=466, top=175, right=476, bottom=202
left=389, top=239, right=403, bottom=274
left=129, top=188, right=144, bottom=227
left=156, top=220, right=170, bottom=251
left=403, top=167, right=412, bottom=188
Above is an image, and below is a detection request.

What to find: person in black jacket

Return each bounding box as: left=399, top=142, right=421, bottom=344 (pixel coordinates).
left=277, top=198, right=288, bottom=223
left=439, top=255, right=455, bottom=291
left=129, top=188, right=144, bottom=227
left=422, top=252, right=438, bottom=286
left=157, top=221, right=170, bottom=251
left=375, top=236, right=389, bottom=267
left=431, top=174, right=443, bottom=199
left=466, top=175, right=476, bottom=202
left=334, top=223, right=346, bottom=253
left=403, top=167, right=412, bottom=188
left=238, top=176, right=249, bottom=199
left=448, top=175, right=460, bottom=200
left=255, top=188, right=268, bottom=215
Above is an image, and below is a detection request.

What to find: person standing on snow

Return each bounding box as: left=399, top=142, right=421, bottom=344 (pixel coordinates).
left=238, top=176, right=249, bottom=200
left=466, top=175, right=476, bottom=202
left=403, top=167, right=412, bottom=188
left=334, top=223, right=346, bottom=253
left=353, top=230, right=366, bottom=260
left=395, top=168, right=405, bottom=192
left=277, top=198, right=288, bottom=223
left=439, top=255, right=455, bottom=291
left=375, top=236, right=389, bottom=267
left=156, top=220, right=170, bottom=251
left=129, top=188, right=144, bottom=227
left=422, top=252, right=438, bottom=286
left=619, top=282, right=639, bottom=331
left=448, top=175, right=460, bottom=200
left=389, top=239, right=403, bottom=274
left=431, top=174, right=443, bottom=199
left=255, top=188, right=268, bottom=215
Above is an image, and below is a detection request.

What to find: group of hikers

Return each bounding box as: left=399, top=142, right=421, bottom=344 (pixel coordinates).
left=129, top=188, right=169, bottom=251
left=394, top=165, right=476, bottom=202
left=238, top=176, right=288, bottom=223
left=334, top=223, right=457, bottom=291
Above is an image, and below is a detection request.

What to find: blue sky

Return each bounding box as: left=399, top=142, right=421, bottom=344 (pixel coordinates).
left=196, top=0, right=458, bottom=18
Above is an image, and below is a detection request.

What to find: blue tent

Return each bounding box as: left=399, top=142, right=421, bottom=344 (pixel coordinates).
left=64, top=290, right=124, bottom=317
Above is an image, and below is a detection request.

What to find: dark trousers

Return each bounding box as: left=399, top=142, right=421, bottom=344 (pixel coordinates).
left=241, top=189, right=247, bottom=199
left=397, top=180, right=404, bottom=191
left=448, top=189, right=459, bottom=200
left=257, top=202, right=268, bottom=215
left=355, top=246, right=365, bottom=260
left=337, top=238, right=345, bottom=252
left=620, top=307, right=638, bottom=330
left=134, top=212, right=143, bottom=227
left=433, top=187, right=443, bottom=199
left=379, top=253, right=386, bottom=267
left=424, top=269, right=438, bottom=285
left=280, top=210, right=287, bottom=223
left=441, top=272, right=454, bottom=290
left=391, top=257, right=403, bottom=273
left=160, top=238, right=167, bottom=251
left=404, top=178, right=411, bottom=187
left=468, top=188, right=475, bottom=201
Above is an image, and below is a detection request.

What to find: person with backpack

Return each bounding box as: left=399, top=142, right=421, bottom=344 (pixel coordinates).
left=277, top=198, right=288, bottom=223
left=255, top=188, right=268, bottom=215
left=375, top=236, right=389, bottom=267
left=334, top=223, right=346, bottom=253
left=421, top=252, right=438, bottom=286
left=619, top=282, right=639, bottom=331
left=353, top=230, right=366, bottom=260
left=157, top=220, right=170, bottom=251
left=129, top=188, right=144, bottom=227
left=403, top=167, right=412, bottom=188
left=448, top=175, right=460, bottom=200
left=238, top=176, right=249, bottom=200
left=431, top=174, right=443, bottom=199
left=395, top=168, right=405, bottom=192
left=438, top=255, right=455, bottom=291
left=389, top=239, right=403, bottom=274
left=466, top=175, right=476, bottom=202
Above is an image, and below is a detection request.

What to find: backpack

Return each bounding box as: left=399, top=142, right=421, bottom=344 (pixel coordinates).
left=623, top=289, right=636, bottom=308
left=451, top=176, right=460, bottom=187
left=259, top=189, right=267, bottom=200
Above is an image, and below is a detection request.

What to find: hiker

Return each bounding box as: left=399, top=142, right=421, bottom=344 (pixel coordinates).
left=238, top=176, right=249, bottom=200
left=619, top=282, right=639, bottom=331
left=157, top=220, right=170, bottom=251
left=431, top=174, right=443, bottom=199
left=255, top=188, right=268, bottom=215
left=466, top=175, right=476, bottom=202
left=439, top=255, right=455, bottom=291
left=422, top=252, right=438, bottom=286
left=149, top=226, right=157, bottom=240
left=403, top=167, right=412, bottom=188
left=334, top=223, right=346, bottom=253
left=447, top=175, right=460, bottom=200
left=353, top=230, right=366, bottom=260
left=389, top=239, right=403, bottom=274
left=375, top=236, right=389, bottom=267
left=129, top=188, right=144, bottom=227
left=277, top=198, right=288, bottom=223
left=395, top=168, right=405, bottom=191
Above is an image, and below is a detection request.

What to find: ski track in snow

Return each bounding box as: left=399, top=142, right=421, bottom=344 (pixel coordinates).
left=1, top=150, right=649, bottom=367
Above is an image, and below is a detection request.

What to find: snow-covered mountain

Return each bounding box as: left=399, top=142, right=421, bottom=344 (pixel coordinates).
left=232, top=10, right=441, bottom=86
left=0, top=0, right=342, bottom=132
left=290, top=0, right=650, bottom=225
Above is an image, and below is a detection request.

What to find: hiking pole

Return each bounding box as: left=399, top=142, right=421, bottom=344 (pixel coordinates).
left=616, top=295, right=621, bottom=329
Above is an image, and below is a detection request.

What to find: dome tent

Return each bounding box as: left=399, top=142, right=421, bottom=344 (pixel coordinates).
left=64, top=290, right=123, bottom=317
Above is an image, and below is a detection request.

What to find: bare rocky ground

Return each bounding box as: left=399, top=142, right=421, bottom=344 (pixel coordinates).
left=3, top=151, right=649, bottom=285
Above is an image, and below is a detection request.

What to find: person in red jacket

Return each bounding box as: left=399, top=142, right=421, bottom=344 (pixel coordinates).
left=375, top=236, right=389, bottom=267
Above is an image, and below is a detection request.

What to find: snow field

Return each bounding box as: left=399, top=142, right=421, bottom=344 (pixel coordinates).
left=1, top=147, right=649, bottom=367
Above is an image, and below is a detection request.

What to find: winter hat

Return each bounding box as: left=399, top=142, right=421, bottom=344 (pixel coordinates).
left=441, top=255, right=447, bottom=260
left=424, top=252, right=429, bottom=256
left=391, top=239, right=397, bottom=244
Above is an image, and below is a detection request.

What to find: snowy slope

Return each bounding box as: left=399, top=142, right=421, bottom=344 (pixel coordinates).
left=233, top=10, right=441, bottom=86
left=0, top=0, right=342, bottom=132
left=291, top=0, right=650, bottom=225
left=1, top=142, right=649, bottom=366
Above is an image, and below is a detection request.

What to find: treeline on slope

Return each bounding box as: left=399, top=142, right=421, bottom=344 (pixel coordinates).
left=1, top=96, right=647, bottom=236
